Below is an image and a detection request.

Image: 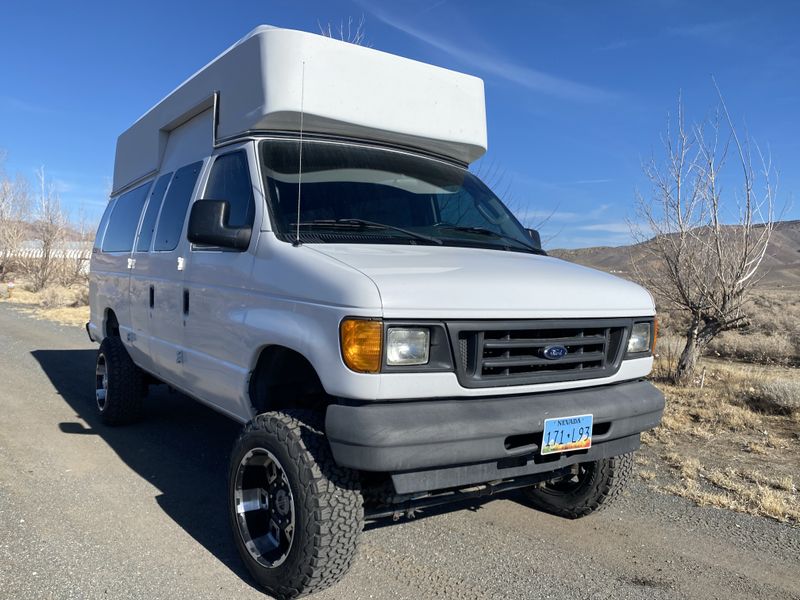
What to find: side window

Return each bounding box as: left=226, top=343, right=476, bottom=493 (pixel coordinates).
left=204, top=150, right=255, bottom=227
left=135, top=172, right=172, bottom=252
left=153, top=161, right=203, bottom=252
left=93, top=198, right=116, bottom=251
left=101, top=182, right=151, bottom=253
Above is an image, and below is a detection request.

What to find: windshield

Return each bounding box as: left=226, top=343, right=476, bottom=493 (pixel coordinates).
left=259, top=139, right=540, bottom=254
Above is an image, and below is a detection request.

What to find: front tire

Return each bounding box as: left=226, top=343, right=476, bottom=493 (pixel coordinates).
left=95, top=337, right=144, bottom=425
left=229, top=410, right=363, bottom=599
left=522, top=452, right=634, bottom=518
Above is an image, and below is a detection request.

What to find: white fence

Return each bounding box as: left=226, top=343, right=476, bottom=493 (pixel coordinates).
left=11, top=247, right=92, bottom=261
left=4, top=244, right=92, bottom=276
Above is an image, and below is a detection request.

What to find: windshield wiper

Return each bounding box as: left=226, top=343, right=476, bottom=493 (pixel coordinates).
left=295, top=219, right=443, bottom=245
left=435, top=224, right=546, bottom=255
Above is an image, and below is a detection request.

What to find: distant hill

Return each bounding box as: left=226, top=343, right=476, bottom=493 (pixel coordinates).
left=551, top=220, right=800, bottom=289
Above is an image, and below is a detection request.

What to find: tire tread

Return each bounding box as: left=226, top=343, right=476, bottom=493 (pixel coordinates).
left=232, top=410, right=363, bottom=599
left=97, top=337, right=143, bottom=425
left=524, top=452, right=635, bottom=519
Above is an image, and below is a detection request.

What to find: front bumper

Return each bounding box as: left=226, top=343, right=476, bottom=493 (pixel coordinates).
left=326, top=379, right=665, bottom=493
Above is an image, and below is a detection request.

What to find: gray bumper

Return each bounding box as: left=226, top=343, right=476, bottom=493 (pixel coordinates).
left=326, top=379, right=664, bottom=477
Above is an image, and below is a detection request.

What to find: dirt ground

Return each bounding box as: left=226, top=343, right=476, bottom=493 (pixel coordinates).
left=642, top=359, right=799, bottom=523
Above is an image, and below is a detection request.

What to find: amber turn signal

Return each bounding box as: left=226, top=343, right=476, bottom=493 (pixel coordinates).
left=340, top=318, right=383, bottom=373
left=652, top=317, right=659, bottom=354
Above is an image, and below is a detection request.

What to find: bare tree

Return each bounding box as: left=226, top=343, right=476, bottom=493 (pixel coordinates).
left=28, top=166, right=68, bottom=291
left=632, top=91, right=777, bottom=384
left=470, top=158, right=561, bottom=243
left=318, top=15, right=369, bottom=46
left=58, top=200, right=92, bottom=286
left=0, top=156, right=31, bottom=279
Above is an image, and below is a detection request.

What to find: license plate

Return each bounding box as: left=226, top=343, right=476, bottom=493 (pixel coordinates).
left=541, top=414, right=593, bottom=455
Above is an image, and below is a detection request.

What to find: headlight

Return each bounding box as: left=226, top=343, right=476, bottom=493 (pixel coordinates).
left=340, top=318, right=382, bottom=373
left=627, top=322, right=652, bottom=354
left=386, top=327, right=430, bottom=366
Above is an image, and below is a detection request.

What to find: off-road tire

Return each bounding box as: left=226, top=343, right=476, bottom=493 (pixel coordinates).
left=229, top=410, right=363, bottom=599
left=522, top=452, right=635, bottom=518
left=95, top=336, right=144, bottom=425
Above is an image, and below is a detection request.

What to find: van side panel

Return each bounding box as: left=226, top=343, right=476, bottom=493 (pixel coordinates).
left=181, top=142, right=260, bottom=418
left=136, top=110, right=212, bottom=382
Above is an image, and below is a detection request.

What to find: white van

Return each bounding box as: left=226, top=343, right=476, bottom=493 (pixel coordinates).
left=89, top=26, right=664, bottom=599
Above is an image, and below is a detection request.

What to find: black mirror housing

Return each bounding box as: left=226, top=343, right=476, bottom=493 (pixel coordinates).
left=526, top=228, right=543, bottom=251
left=188, top=200, right=252, bottom=251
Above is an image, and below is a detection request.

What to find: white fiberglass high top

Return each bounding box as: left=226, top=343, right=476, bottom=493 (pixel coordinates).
left=113, top=25, right=488, bottom=196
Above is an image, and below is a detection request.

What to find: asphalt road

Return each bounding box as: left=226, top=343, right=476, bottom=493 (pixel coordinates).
left=0, top=303, right=798, bottom=600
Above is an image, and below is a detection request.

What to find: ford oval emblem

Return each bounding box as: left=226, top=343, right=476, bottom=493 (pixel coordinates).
left=542, top=345, right=568, bottom=360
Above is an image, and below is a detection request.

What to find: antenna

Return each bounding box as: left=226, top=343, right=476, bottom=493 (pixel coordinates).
left=293, top=61, right=306, bottom=247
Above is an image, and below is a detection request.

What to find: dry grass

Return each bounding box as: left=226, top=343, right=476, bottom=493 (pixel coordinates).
left=1, top=280, right=89, bottom=326
left=638, top=470, right=656, bottom=481
left=644, top=358, right=800, bottom=523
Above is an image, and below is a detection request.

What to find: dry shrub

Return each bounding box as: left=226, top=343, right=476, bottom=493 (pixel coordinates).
left=708, top=330, right=796, bottom=365
left=72, top=284, right=89, bottom=307
left=747, top=379, right=800, bottom=415
left=39, top=286, right=70, bottom=309
left=652, top=334, right=684, bottom=381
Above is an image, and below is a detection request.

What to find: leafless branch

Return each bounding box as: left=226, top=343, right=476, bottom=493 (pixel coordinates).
left=631, top=87, right=779, bottom=383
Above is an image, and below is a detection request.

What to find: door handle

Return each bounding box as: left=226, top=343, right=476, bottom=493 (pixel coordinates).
left=183, top=289, right=189, bottom=315
left=149, top=285, right=154, bottom=308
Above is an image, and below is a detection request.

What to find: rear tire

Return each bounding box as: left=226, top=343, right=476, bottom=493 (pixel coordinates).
left=229, top=410, right=363, bottom=599
left=95, top=337, right=144, bottom=425
left=522, top=452, right=634, bottom=518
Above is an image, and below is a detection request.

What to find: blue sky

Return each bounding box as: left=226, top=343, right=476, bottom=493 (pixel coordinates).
left=1, top=0, right=798, bottom=248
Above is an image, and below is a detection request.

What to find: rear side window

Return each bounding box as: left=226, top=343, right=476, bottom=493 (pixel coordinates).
left=204, top=151, right=255, bottom=228
left=135, top=172, right=172, bottom=252
left=93, top=198, right=116, bottom=250
left=154, top=161, right=203, bottom=251
left=101, top=182, right=151, bottom=253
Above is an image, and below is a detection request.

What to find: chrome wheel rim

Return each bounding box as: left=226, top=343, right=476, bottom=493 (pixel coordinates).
left=95, top=354, right=108, bottom=411
left=233, top=448, right=295, bottom=568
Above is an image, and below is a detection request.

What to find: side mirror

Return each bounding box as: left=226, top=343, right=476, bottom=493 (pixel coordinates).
left=187, top=200, right=251, bottom=251
left=526, top=228, right=543, bottom=250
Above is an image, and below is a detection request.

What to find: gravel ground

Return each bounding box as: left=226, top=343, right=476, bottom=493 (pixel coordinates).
left=0, top=303, right=798, bottom=600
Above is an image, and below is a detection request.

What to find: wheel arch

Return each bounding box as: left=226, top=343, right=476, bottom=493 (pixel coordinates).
left=248, top=344, right=334, bottom=416
left=104, top=308, right=120, bottom=338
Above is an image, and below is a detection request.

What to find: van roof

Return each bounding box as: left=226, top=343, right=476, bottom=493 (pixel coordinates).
left=112, top=25, right=488, bottom=195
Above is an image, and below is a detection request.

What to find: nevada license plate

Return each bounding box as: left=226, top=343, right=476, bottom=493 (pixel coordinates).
left=541, top=414, right=593, bottom=455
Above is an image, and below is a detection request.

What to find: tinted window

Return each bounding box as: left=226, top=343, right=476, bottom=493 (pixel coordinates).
left=101, top=182, right=151, bottom=253
left=135, top=172, right=172, bottom=252
left=153, top=161, right=202, bottom=251
left=93, top=198, right=116, bottom=250
left=260, top=140, right=536, bottom=253
left=204, top=151, right=255, bottom=227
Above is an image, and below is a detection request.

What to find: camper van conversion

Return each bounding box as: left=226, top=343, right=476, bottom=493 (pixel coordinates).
left=89, top=26, right=665, bottom=599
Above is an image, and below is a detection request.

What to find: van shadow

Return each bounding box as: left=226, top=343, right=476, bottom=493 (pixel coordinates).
left=31, top=349, right=256, bottom=587
left=32, top=349, right=533, bottom=577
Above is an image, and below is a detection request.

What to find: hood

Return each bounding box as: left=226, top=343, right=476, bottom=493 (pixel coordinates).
left=309, top=244, right=655, bottom=319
